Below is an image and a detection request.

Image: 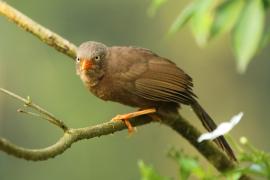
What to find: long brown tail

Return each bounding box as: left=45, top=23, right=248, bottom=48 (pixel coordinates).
left=191, top=100, right=237, bottom=161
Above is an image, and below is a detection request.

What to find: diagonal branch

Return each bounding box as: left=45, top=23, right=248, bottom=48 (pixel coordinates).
left=0, top=0, right=246, bottom=177
left=0, top=0, right=77, bottom=59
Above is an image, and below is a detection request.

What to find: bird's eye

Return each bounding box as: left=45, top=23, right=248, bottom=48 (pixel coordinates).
left=94, top=56, right=101, bottom=61
left=76, top=57, right=80, bottom=63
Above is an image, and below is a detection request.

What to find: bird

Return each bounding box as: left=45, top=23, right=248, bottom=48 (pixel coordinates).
left=75, top=41, right=236, bottom=161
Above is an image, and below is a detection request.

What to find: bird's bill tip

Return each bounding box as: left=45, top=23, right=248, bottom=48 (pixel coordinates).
left=80, top=59, right=93, bottom=71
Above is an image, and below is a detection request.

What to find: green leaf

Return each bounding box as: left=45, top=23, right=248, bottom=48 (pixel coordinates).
left=232, top=0, right=265, bottom=73
left=168, top=149, right=207, bottom=180
left=168, top=2, right=197, bottom=35
left=263, top=0, right=270, bottom=9
left=147, top=0, right=168, bottom=17
left=138, top=160, right=171, bottom=180
left=178, top=156, right=202, bottom=180
left=227, top=172, right=243, bottom=180
left=260, top=26, right=270, bottom=49
left=190, top=0, right=216, bottom=46
left=210, top=0, right=245, bottom=39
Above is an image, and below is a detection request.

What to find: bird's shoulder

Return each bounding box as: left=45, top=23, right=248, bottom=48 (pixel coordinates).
left=105, top=46, right=191, bottom=84
left=108, top=46, right=157, bottom=62
left=107, top=46, right=176, bottom=71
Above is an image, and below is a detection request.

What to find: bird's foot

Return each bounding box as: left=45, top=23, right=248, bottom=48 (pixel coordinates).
left=137, top=108, right=161, bottom=122
left=111, top=108, right=156, bottom=133
left=148, top=113, right=162, bottom=122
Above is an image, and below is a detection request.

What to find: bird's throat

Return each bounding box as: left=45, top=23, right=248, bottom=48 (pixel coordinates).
left=80, top=72, right=98, bottom=87
left=79, top=69, right=104, bottom=87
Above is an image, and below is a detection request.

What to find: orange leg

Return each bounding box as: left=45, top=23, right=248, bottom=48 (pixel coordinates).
left=148, top=114, right=161, bottom=122
left=111, top=108, right=156, bottom=133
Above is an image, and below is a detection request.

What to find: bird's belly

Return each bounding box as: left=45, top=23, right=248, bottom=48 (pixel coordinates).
left=89, top=85, right=110, bottom=101
left=90, top=84, right=150, bottom=108
left=110, top=90, right=180, bottom=112
left=113, top=94, right=150, bottom=107
left=108, top=88, right=160, bottom=108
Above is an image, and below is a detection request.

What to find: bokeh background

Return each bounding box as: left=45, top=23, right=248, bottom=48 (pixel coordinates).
left=0, top=0, right=269, bottom=179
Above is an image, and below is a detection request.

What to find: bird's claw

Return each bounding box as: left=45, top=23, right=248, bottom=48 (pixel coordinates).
left=111, top=115, right=136, bottom=133
left=110, top=108, right=156, bottom=134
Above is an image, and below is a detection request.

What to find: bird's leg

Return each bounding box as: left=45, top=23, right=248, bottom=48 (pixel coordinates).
left=111, top=108, right=156, bottom=133
left=148, top=113, right=162, bottom=122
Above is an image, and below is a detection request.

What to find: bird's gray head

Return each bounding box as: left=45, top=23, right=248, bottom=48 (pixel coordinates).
left=76, top=41, right=108, bottom=86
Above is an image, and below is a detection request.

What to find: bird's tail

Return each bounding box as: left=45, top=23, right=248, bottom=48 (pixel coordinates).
left=191, top=100, right=237, bottom=161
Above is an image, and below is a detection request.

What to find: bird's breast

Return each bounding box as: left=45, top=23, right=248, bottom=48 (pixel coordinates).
left=84, top=75, right=112, bottom=101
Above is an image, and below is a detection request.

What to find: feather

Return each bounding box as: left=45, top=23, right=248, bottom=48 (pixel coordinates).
left=129, top=59, right=195, bottom=105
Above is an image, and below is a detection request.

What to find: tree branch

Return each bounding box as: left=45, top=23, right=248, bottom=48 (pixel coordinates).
left=0, top=0, right=243, bottom=176
left=0, top=108, right=152, bottom=161
left=0, top=0, right=77, bottom=59
left=0, top=88, right=236, bottom=173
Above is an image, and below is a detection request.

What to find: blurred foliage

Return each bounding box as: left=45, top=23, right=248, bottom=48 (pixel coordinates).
left=138, top=160, right=172, bottom=180
left=139, top=137, right=270, bottom=179
left=147, top=0, right=168, bottom=17
left=152, top=0, right=270, bottom=73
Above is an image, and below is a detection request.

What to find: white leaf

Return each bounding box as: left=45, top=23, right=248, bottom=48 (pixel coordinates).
left=198, top=112, right=243, bottom=143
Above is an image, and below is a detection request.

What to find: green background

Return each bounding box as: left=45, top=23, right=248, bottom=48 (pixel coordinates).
left=0, top=0, right=269, bottom=179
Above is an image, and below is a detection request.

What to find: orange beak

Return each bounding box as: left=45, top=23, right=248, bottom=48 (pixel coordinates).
left=80, top=59, right=93, bottom=71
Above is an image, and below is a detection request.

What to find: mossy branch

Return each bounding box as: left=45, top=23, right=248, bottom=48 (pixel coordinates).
left=0, top=0, right=247, bottom=178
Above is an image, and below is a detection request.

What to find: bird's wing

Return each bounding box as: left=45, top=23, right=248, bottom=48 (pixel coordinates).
left=117, top=48, right=196, bottom=104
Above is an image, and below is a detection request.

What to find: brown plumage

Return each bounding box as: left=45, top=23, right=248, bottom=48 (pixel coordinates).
left=76, top=41, right=236, bottom=161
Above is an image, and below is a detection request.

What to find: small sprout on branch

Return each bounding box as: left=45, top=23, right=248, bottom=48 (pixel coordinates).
left=240, top=136, right=248, bottom=145
left=26, top=96, right=32, bottom=105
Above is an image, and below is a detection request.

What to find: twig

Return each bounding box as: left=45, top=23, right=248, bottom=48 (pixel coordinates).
left=0, top=88, right=68, bottom=131
left=17, top=108, right=64, bottom=128
left=0, top=0, right=247, bottom=177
